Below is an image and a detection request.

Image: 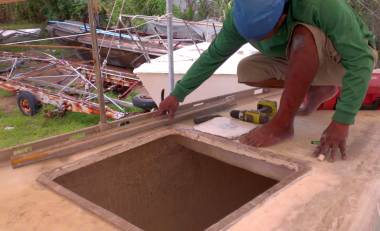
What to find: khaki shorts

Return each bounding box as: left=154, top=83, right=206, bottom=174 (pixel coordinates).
left=237, top=23, right=378, bottom=86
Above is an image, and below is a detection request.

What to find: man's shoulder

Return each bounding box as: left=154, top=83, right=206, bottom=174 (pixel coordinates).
left=291, top=0, right=351, bottom=24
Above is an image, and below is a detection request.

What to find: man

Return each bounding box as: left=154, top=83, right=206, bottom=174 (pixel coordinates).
left=157, top=0, right=377, bottom=161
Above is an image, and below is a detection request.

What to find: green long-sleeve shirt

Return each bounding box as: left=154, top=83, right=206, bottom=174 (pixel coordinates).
left=171, top=0, right=376, bottom=125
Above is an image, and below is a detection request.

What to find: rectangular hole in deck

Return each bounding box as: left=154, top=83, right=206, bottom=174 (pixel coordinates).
left=54, top=135, right=280, bottom=231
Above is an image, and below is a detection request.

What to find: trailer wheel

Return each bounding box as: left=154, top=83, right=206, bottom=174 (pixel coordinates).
left=17, top=91, right=41, bottom=116
left=132, top=95, right=157, bottom=111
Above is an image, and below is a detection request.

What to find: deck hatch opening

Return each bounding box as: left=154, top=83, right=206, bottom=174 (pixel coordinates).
left=41, top=134, right=305, bottom=231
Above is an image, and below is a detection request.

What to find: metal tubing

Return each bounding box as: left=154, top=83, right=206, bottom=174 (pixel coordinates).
left=23, top=78, right=133, bottom=107
left=166, top=0, right=175, bottom=92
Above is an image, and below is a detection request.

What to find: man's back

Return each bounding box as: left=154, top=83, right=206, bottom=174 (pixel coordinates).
left=252, top=0, right=375, bottom=58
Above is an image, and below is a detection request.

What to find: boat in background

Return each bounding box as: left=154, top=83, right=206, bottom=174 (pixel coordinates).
left=122, top=15, right=222, bottom=42
left=47, top=21, right=192, bottom=70
left=134, top=42, right=258, bottom=105
left=47, top=16, right=224, bottom=70
left=0, top=28, right=41, bottom=44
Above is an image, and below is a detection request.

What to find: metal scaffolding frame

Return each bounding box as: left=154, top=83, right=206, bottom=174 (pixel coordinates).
left=166, top=0, right=175, bottom=92
left=0, top=51, right=141, bottom=119
left=0, top=0, right=220, bottom=124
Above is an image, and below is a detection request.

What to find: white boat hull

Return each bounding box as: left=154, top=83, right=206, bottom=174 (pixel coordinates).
left=138, top=73, right=253, bottom=105
left=135, top=42, right=259, bottom=105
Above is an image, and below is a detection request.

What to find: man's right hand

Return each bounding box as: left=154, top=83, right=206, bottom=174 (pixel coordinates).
left=156, top=95, right=179, bottom=120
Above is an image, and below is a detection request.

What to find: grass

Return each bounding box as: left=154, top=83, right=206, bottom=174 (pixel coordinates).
left=125, top=91, right=145, bottom=113
left=0, top=106, right=99, bottom=149
left=126, top=106, right=145, bottom=113
left=0, top=22, right=42, bottom=30
left=1, top=39, right=70, bottom=57
left=105, top=91, right=145, bottom=113
left=0, top=90, right=146, bottom=149
left=0, top=89, right=14, bottom=97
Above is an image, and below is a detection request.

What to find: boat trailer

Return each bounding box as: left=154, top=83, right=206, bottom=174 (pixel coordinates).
left=0, top=51, right=142, bottom=119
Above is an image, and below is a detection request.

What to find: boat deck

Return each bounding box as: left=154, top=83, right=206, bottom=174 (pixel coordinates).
left=1, top=90, right=380, bottom=230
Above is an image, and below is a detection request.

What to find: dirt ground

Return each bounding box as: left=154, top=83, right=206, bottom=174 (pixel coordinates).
left=0, top=95, right=16, bottom=113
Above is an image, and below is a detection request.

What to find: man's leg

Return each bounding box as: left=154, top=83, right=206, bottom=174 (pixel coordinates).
left=298, top=86, right=338, bottom=115
left=237, top=53, right=288, bottom=88
left=240, top=25, right=321, bottom=147
left=239, top=55, right=337, bottom=115
left=245, top=82, right=337, bottom=115
left=245, top=83, right=337, bottom=114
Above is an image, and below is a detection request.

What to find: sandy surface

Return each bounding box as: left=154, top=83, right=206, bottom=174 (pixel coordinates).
left=0, top=91, right=380, bottom=230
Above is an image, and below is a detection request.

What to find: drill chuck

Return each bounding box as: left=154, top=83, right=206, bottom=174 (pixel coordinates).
left=230, top=110, right=242, bottom=120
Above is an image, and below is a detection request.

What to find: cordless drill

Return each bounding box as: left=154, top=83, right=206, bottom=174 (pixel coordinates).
left=230, top=100, right=277, bottom=124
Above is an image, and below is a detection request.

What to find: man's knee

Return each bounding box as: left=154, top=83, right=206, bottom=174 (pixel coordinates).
left=237, top=54, right=288, bottom=85
left=237, top=56, right=252, bottom=81
left=291, top=26, right=316, bottom=48
left=290, top=25, right=319, bottom=63
left=289, top=25, right=319, bottom=74
left=237, top=61, right=264, bottom=84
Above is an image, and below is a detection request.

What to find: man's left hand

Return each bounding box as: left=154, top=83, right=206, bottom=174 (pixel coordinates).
left=314, top=121, right=349, bottom=161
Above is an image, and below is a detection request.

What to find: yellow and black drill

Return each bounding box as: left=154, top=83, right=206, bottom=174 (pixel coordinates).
left=230, top=100, right=277, bottom=124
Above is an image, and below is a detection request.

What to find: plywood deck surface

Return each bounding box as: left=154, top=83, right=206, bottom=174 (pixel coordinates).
left=1, top=92, right=380, bottom=231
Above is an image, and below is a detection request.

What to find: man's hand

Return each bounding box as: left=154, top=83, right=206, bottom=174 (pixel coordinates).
left=239, top=118, right=294, bottom=147
left=314, top=121, right=349, bottom=161
left=155, top=95, right=179, bottom=120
